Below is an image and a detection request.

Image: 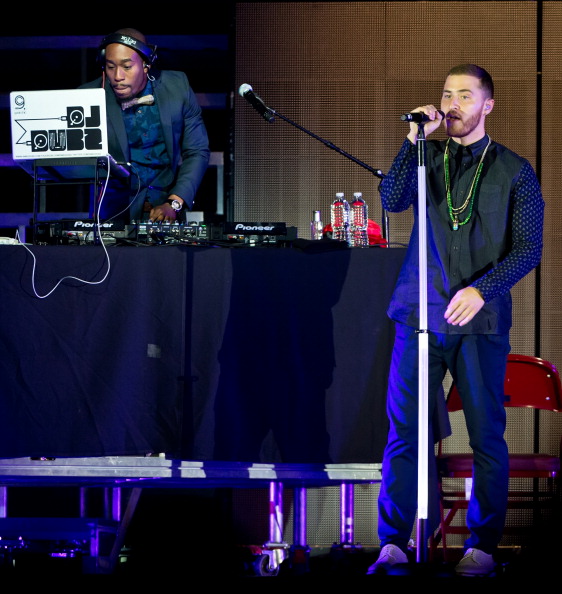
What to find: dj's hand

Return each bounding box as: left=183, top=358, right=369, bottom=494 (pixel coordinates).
left=149, top=202, right=178, bottom=223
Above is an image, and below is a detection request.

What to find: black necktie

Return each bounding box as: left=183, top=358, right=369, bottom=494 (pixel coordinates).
left=451, top=145, right=466, bottom=191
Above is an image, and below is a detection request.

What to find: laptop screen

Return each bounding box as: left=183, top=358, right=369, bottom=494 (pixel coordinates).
left=9, top=88, right=108, bottom=161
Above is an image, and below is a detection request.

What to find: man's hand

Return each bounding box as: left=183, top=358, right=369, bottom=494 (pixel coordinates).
left=406, top=105, right=445, bottom=144
left=444, top=287, right=485, bottom=326
left=149, top=202, right=178, bottom=222
left=149, top=195, right=184, bottom=223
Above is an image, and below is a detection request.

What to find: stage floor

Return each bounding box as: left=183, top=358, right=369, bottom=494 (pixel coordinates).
left=0, top=457, right=382, bottom=488
left=0, top=458, right=383, bottom=575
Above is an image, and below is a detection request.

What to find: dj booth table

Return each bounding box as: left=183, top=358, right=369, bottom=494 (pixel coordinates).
left=0, top=243, right=405, bottom=573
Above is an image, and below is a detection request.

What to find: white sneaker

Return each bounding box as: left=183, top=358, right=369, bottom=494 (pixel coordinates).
left=455, top=548, right=495, bottom=576
left=366, top=544, right=408, bottom=575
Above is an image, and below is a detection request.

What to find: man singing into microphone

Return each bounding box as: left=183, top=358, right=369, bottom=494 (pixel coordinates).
left=80, top=28, right=210, bottom=223
left=367, top=64, right=544, bottom=577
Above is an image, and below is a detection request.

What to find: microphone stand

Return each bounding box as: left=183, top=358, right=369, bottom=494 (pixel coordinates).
left=247, top=90, right=432, bottom=560
left=414, top=122, right=429, bottom=565
left=264, top=106, right=390, bottom=241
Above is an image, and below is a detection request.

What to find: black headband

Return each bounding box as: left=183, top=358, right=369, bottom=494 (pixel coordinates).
left=98, top=33, right=157, bottom=65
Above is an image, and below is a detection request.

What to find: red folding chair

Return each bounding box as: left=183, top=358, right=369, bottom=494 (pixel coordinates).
left=430, top=354, right=562, bottom=561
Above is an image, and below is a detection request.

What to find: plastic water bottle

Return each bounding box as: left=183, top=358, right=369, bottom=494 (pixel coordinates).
left=311, top=210, right=323, bottom=240
left=350, top=192, right=369, bottom=247
left=331, top=192, right=350, bottom=245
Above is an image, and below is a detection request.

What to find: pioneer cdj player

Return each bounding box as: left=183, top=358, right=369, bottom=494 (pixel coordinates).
left=34, top=219, right=297, bottom=246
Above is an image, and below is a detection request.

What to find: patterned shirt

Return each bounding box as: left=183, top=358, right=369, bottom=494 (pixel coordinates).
left=122, top=80, right=173, bottom=212
left=380, top=137, right=544, bottom=334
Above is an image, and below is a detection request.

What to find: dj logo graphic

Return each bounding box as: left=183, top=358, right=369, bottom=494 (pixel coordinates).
left=29, top=105, right=103, bottom=153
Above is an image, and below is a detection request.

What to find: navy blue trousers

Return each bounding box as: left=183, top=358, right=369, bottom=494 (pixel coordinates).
left=377, top=322, right=510, bottom=555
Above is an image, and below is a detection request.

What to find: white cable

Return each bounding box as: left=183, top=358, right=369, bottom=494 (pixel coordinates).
left=19, top=155, right=115, bottom=299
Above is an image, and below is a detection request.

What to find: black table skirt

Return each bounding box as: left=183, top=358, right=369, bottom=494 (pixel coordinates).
left=0, top=244, right=405, bottom=463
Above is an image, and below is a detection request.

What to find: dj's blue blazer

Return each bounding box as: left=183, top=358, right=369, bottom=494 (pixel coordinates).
left=80, top=69, right=210, bottom=212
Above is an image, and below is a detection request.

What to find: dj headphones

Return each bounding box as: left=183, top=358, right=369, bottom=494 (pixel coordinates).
left=97, top=33, right=158, bottom=69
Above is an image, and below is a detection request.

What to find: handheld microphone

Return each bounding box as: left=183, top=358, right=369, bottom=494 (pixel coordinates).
left=401, top=110, right=445, bottom=123
left=238, top=84, right=275, bottom=123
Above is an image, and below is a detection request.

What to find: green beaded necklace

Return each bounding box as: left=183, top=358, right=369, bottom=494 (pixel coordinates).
left=444, top=135, right=491, bottom=230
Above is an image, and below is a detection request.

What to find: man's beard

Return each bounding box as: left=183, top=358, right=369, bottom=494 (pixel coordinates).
left=446, top=111, right=481, bottom=138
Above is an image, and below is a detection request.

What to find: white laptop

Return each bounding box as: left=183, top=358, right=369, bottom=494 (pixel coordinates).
left=9, top=88, right=108, bottom=161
